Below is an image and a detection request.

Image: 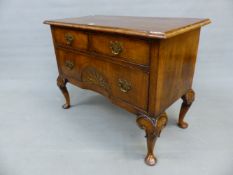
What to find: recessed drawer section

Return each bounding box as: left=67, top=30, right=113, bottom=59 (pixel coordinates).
left=52, top=27, right=88, bottom=50
left=56, top=48, right=149, bottom=110
left=90, top=33, right=150, bottom=65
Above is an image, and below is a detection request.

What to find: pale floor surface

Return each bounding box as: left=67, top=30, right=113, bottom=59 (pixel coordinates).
left=0, top=0, right=233, bottom=174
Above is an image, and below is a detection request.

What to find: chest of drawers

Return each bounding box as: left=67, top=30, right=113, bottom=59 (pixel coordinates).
left=44, top=16, right=210, bottom=166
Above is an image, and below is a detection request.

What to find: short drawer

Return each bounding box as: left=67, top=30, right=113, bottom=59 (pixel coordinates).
left=90, top=33, right=150, bottom=65
left=56, top=49, right=80, bottom=80
left=52, top=27, right=88, bottom=50
left=56, top=48, right=149, bottom=110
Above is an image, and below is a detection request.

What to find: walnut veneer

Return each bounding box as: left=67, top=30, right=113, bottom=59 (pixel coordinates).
left=44, top=16, right=210, bottom=166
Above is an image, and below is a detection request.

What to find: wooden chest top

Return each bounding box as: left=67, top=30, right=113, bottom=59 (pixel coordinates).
left=44, top=15, right=210, bottom=39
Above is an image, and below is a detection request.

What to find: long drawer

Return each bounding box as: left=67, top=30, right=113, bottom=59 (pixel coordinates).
left=56, top=48, right=149, bottom=110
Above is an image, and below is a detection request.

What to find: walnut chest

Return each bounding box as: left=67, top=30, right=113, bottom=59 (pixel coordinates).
left=44, top=16, right=210, bottom=166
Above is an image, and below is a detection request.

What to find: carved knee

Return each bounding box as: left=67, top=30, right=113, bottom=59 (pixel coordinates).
left=137, top=113, right=168, bottom=166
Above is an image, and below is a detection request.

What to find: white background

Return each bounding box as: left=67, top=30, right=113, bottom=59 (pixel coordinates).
left=0, top=0, right=233, bottom=174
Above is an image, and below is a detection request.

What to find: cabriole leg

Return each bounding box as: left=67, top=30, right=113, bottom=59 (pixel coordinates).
left=57, top=75, right=70, bottom=109
left=178, top=89, right=195, bottom=129
left=136, top=113, right=168, bottom=166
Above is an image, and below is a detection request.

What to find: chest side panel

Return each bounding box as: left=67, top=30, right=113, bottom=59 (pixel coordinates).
left=154, top=29, right=201, bottom=116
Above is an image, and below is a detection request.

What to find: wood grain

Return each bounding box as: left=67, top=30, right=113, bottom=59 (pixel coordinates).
left=153, top=29, right=200, bottom=116
left=44, top=15, right=210, bottom=39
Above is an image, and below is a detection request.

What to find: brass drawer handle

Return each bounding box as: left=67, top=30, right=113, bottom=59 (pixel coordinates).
left=65, top=33, right=74, bottom=45
left=65, top=60, right=74, bottom=70
left=118, top=79, right=131, bottom=93
left=110, top=41, right=123, bottom=55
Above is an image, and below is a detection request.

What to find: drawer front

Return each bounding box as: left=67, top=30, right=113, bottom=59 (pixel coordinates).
left=56, top=49, right=149, bottom=110
left=90, top=34, right=150, bottom=65
left=56, top=49, right=80, bottom=79
left=52, top=27, right=88, bottom=50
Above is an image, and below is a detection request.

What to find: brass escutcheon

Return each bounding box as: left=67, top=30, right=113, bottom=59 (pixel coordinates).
left=64, top=33, right=74, bottom=45
left=118, top=79, right=131, bottom=93
left=65, top=60, right=74, bottom=70
left=109, top=41, right=123, bottom=55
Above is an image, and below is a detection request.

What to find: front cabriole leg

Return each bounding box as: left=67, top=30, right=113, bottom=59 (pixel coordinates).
left=136, top=113, right=168, bottom=166
left=57, top=75, right=70, bottom=109
left=177, top=89, right=195, bottom=129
